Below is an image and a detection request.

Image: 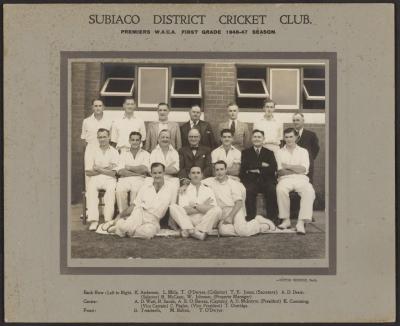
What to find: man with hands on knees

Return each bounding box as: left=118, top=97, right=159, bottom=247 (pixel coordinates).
left=85, top=128, right=119, bottom=231
left=169, top=166, right=222, bottom=240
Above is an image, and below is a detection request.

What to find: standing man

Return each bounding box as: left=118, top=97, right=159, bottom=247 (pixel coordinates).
left=81, top=98, right=113, bottom=197
left=145, top=102, right=181, bottom=152
left=217, top=103, right=251, bottom=151
left=116, top=131, right=150, bottom=213
left=170, top=166, right=222, bottom=240
left=253, top=100, right=283, bottom=152
left=211, top=129, right=242, bottom=179
left=203, top=161, right=276, bottom=237
left=85, top=128, right=119, bottom=231
left=292, top=113, right=320, bottom=182
left=178, top=128, right=212, bottom=181
left=110, top=163, right=176, bottom=239
left=276, top=128, right=316, bottom=234
left=180, top=105, right=216, bottom=149
left=240, top=130, right=279, bottom=223
left=111, top=97, right=146, bottom=152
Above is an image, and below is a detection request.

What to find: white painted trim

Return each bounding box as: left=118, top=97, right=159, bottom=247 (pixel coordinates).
left=170, top=77, right=202, bottom=98
left=100, top=78, right=134, bottom=97
left=236, top=78, right=269, bottom=98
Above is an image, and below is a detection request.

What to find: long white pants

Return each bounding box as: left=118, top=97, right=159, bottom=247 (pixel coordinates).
left=115, top=207, right=160, bottom=239
left=276, top=176, right=315, bottom=221
left=116, top=176, right=146, bottom=213
left=218, top=207, right=272, bottom=237
left=86, top=175, right=117, bottom=222
left=169, top=204, right=222, bottom=234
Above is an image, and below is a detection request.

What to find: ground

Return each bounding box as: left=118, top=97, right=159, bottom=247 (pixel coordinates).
left=70, top=204, right=326, bottom=259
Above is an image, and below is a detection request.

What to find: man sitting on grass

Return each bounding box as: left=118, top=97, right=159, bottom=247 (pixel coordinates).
left=169, top=166, right=222, bottom=240
left=104, top=162, right=176, bottom=239
left=203, top=160, right=276, bottom=237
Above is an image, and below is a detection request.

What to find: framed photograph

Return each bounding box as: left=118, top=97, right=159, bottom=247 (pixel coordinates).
left=4, top=2, right=397, bottom=323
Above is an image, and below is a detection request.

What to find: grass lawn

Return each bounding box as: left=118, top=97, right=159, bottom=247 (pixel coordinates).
left=70, top=202, right=326, bottom=259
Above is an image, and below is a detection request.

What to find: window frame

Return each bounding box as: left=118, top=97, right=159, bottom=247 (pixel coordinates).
left=303, top=79, right=326, bottom=101
left=137, top=66, right=169, bottom=109
left=99, top=77, right=135, bottom=97
left=236, top=78, right=269, bottom=98
left=269, top=68, right=301, bottom=110
left=170, top=77, right=202, bottom=98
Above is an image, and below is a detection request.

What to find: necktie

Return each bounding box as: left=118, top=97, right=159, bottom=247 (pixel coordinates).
left=230, top=120, right=236, bottom=133
left=256, top=148, right=260, bottom=156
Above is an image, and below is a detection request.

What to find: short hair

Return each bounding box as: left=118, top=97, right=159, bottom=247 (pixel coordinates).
left=188, top=128, right=201, bottom=136
left=263, top=99, right=276, bottom=107
left=190, top=104, right=201, bottom=110
left=220, top=128, right=234, bottom=137
left=189, top=165, right=203, bottom=173
left=283, top=127, right=299, bottom=136
left=158, top=129, right=170, bottom=137
left=97, top=128, right=110, bottom=136
left=158, top=102, right=170, bottom=110
left=91, top=98, right=104, bottom=105
left=123, top=96, right=135, bottom=104
left=129, top=131, right=142, bottom=140
left=293, top=112, right=304, bottom=119
left=252, top=129, right=265, bottom=137
left=151, top=162, right=165, bottom=172
left=227, top=102, right=238, bottom=108
left=214, top=160, right=227, bottom=169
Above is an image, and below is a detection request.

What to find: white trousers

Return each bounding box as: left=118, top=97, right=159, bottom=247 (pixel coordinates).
left=116, top=176, right=146, bottom=212
left=218, top=207, right=271, bottom=237
left=276, top=176, right=315, bottom=221
left=86, top=175, right=117, bottom=222
left=169, top=204, right=222, bottom=234
left=115, top=206, right=160, bottom=239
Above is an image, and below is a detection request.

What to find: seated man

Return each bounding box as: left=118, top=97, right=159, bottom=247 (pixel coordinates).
left=85, top=128, right=119, bottom=231
left=203, top=161, right=276, bottom=237
left=276, top=128, right=316, bottom=234
left=108, top=162, right=176, bottom=239
left=149, top=129, right=180, bottom=203
left=178, top=128, right=212, bottom=183
left=170, top=166, right=222, bottom=240
left=211, top=128, right=241, bottom=180
left=116, top=131, right=150, bottom=213
left=240, top=129, right=279, bottom=223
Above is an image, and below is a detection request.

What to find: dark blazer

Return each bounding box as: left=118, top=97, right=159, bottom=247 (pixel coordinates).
left=180, top=120, right=216, bottom=149
left=297, top=129, right=320, bottom=161
left=240, top=146, right=277, bottom=185
left=178, top=145, right=212, bottom=179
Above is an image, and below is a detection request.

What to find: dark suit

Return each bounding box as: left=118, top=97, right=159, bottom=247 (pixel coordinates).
left=240, top=146, right=278, bottom=221
left=296, top=129, right=320, bottom=182
left=178, top=145, right=212, bottom=179
left=180, top=120, right=216, bottom=149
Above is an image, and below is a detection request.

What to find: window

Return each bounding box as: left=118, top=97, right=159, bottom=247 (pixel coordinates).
left=269, top=68, right=300, bottom=109
left=100, top=78, right=134, bottom=96
left=170, top=65, right=203, bottom=109
left=101, top=63, right=135, bottom=107
left=171, top=78, right=202, bottom=98
left=236, top=79, right=269, bottom=98
left=302, top=66, right=326, bottom=110
left=137, top=67, right=169, bottom=108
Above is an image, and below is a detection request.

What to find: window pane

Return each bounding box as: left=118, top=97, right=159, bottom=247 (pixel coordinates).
left=304, top=80, right=325, bottom=97
left=104, top=63, right=135, bottom=78
left=174, top=79, right=200, bottom=94
left=171, top=98, right=202, bottom=109
left=303, top=66, right=325, bottom=79
left=237, top=80, right=266, bottom=94
left=237, top=67, right=266, bottom=79
left=104, top=79, right=134, bottom=93
left=172, top=65, right=202, bottom=77
left=302, top=94, right=325, bottom=110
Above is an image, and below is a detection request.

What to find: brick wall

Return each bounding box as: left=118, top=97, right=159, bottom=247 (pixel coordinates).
left=71, top=62, right=102, bottom=203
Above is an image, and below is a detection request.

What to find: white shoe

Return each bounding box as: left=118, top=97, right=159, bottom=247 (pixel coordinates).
left=296, top=221, right=306, bottom=235
left=191, top=230, right=206, bottom=241
left=181, top=230, right=190, bottom=238
left=255, top=215, right=277, bottom=231
left=278, top=219, right=291, bottom=229
left=260, top=224, right=271, bottom=233
left=89, top=221, right=98, bottom=231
